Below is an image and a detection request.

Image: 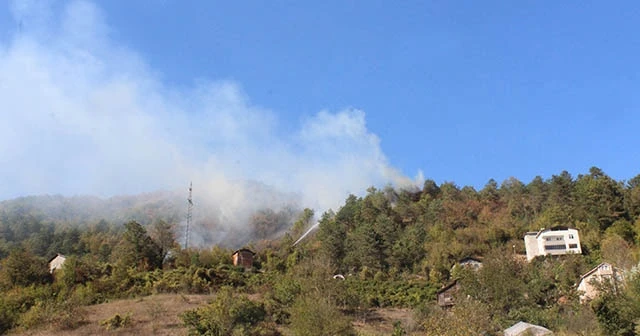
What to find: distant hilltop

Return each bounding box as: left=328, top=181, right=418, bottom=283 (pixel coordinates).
left=0, top=181, right=303, bottom=248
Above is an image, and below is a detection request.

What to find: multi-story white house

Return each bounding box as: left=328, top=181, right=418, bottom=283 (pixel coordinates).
left=524, top=227, right=582, bottom=261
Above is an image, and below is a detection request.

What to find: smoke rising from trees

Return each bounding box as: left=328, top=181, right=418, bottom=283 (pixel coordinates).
left=0, top=1, right=421, bottom=243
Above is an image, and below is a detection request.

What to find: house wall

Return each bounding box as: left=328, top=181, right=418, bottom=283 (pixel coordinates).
left=524, top=234, right=539, bottom=261
left=233, top=251, right=254, bottom=269
left=436, top=282, right=459, bottom=307
left=48, top=256, right=66, bottom=273
left=537, top=229, right=581, bottom=256
left=437, top=291, right=455, bottom=307
left=578, top=263, right=618, bottom=302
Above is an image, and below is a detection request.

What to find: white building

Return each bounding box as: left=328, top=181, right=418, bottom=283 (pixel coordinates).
left=524, top=227, right=581, bottom=262
left=48, top=253, right=66, bottom=273
left=504, top=321, right=553, bottom=336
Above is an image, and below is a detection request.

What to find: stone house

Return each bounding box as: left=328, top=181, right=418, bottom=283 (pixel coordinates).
left=577, top=262, right=624, bottom=303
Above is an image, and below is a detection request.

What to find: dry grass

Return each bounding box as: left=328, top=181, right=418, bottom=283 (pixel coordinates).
left=10, top=294, right=214, bottom=336
left=353, top=308, right=421, bottom=336
left=10, top=294, right=419, bottom=336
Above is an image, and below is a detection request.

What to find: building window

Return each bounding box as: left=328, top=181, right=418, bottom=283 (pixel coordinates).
left=545, top=236, right=563, bottom=241
left=569, top=234, right=574, bottom=239
left=545, top=245, right=567, bottom=251
left=569, top=244, right=578, bottom=249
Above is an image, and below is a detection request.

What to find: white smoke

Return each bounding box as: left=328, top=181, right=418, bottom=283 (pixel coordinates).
left=0, top=1, right=423, bottom=234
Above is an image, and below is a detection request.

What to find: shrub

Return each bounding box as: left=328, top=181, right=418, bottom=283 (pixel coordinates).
left=288, top=292, right=355, bottom=336
left=180, top=287, right=266, bottom=336
left=100, top=312, right=132, bottom=330
left=17, top=299, right=85, bottom=331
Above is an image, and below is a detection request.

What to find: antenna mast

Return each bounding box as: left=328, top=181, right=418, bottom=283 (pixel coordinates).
left=185, top=182, right=193, bottom=249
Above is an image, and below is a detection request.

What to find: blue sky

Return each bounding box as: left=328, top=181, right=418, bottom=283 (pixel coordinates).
left=97, top=1, right=640, bottom=186
left=1, top=1, right=639, bottom=207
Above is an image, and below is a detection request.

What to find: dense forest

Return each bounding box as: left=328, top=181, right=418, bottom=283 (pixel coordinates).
left=0, top=167, right=639, bottom=335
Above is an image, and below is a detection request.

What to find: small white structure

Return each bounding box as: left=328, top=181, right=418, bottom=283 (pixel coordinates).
left=577, top=262, right=624, bottom=303
left=504, top=321, right=553, bottom=336
left=524, top=227, right=581, bottom=262
left=458, top=257, right=483, bottom=270
left=451, top=257, right=483, bottom=275
left=48, top=253, right=66, bottom=273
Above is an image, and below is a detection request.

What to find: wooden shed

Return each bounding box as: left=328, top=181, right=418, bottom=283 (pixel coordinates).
left=232, top=248, right=255, bottom=269
left=436, top=280, right=460, bottom=307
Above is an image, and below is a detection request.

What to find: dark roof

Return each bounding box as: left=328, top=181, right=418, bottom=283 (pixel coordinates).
left=535, top=226, right=577, bottom=238
left=580, top=262, right=614, bottom=280
left=459, top=256, right=483, bottom=263
left=47, top=253, right=66, bottom=263
left=232, top=248, right=255, bottom=255
left=436, top=279, right=459, bottom=294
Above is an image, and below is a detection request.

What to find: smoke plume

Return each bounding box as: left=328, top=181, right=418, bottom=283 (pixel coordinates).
left=0, top=0, right=422, bottom=245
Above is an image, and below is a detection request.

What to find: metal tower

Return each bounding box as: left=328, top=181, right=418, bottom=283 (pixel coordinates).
left=185, top=182, right=193, bottom=249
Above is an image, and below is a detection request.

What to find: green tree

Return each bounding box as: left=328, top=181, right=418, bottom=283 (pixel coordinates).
left=574, top=167, right=626, bottom=232
left=422, top=179, right=441, bottom=200
left=0, top=247, right=51, bottom=288
left=345, top=220, right=384, bottom=271
left=317, top=211, right=346, bottom=269
left=115, top=221, right=162, bottom=271
left=149, top=219, right=178, bottom=264
left=624, top=174, right=640, bottom=220
left=291, top=208, right=314, bottom=240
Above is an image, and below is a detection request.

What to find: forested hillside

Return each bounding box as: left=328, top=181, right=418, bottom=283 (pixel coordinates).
left=318, top=166, right=639, bottom=279
left=0, top=181, right=300, bottom=253
left=0, top=167, right=639, bottom=335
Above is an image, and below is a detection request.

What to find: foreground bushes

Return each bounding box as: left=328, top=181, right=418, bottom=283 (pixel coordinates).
left=180, top=287, right=277, bottom=336
left=0, top=284, right=86, bottom=334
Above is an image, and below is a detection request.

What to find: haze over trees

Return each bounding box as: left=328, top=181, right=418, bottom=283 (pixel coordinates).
left=0, top=167, right=639, bottom=335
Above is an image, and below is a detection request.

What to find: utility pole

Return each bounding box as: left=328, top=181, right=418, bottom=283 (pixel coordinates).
left=185, top=182, right=193, bottom=249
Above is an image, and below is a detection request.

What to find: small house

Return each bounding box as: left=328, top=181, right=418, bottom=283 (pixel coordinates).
left=524, top=227, right=582, bottom=261
left=458, top=256, right=483, bottom=270
left=504, top=321, right=553, bottom=336
left=48, top=253, right=66, bottom=274
left=436, top=280, right=460, bottom=308
left=577, top=262, right=624, bottom=303
left=232, top=248, right=255, bottom=269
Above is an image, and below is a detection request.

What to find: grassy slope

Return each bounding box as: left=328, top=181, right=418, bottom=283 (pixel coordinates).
left=10, top=294, right=214, bottom=336
left=9, top=294, right=420, bottom=336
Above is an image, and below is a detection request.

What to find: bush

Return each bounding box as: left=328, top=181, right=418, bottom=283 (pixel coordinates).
left=0, top=285, right=56, bottom=333
left=180, top=287, right=267, bottom=335
left=288, top=292, right=355, bottom=336
left=18, top=299, right=85, bottom=331
left=100, top=312, right=132, bottom=330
